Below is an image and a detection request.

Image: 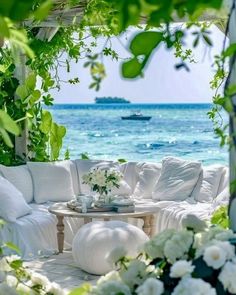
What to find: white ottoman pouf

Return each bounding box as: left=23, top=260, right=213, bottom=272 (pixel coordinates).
left=72, top=220, right=149, bottom=275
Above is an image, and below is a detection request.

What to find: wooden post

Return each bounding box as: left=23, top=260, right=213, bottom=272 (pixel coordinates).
left=14, top=53, right=29, bottom=160
left=228, top=2, right=236, bottom=231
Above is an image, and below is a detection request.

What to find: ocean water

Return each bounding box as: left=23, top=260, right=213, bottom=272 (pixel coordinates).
left=48, top=103, right=228, bottom=165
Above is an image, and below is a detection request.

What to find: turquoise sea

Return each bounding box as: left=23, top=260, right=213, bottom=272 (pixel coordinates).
left=48, top=103, right=228, bottom=165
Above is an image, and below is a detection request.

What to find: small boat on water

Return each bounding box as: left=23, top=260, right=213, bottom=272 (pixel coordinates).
left=121, top=111, right=152, bottom=121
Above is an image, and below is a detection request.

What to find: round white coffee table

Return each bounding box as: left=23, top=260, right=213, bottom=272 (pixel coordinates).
left=49, top=202, right=156, bottom=253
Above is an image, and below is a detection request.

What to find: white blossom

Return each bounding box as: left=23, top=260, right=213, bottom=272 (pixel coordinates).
left=6, top=275, right=18, bottom=288
left=30, top=272, right=50, bottom=287
left=121, top=260, right=147, bottom=289
left=172, top=277, right=216, bottom=295
left=219, top=261, right=236, bottom=293
left=46, top=282, right=66, bottom=295
left=0, top=257, right=12, bottom=272
left=97, top=271, right=121, bottom=285
left=203, top=245, right=226, bottom=269
left=94, top=280, right=131, bottom=295
left=143, top=229, right=176, bottom=259
left=136, top=278, right=164, bottom=295
left=170, top=260, right=195, bottom=278
left=164, top=230, right=193, bottom=264
left=16, top=283, right=33, bottom=294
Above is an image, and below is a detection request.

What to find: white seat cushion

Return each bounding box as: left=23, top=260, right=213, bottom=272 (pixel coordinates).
left=0, top=176, right=32, bottom=222
left=27, top=161, right=75, bottom=204
left=152, top=157, right=201, bottom=201
left=0, top=164, right=33, bottom=203
left=191, top=165, right=224, bottom=203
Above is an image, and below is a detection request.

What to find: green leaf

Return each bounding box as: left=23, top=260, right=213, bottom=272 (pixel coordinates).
left=81, top=153, right=89, bottom=160
left=0, top=16, right=10, bottom=38
left=122, top=57, right=143, bottom=78
left=117, top=158, right=127, bottom=163
left=50, top=123, right=66, bottom=160
left=10, top=259, right=23, bottom=270
left=34, top=0, right=53, bottom=21
left=193, top=35, right=200, bottom=47
left=69, top=283, right=91, bottom=295
left=29, top=89, right=41, bottom=105
left=0, top=127, right=13, bottom=148
left=223, top=44, right=236, bottom=57
left=4, top=242, right=21, bottom=254
left=130, top=31, right=163, bottom=56
left=39, top=110, right=52, bottom=134
left=0, top=110, right=20, bottom=135
left=203, top=34, right=212, bottom=46
left=211, top=205, right=229, bottom=228
left=25, top=72, right=36, bottom=91
left=15, top=85, right=29, bottom=100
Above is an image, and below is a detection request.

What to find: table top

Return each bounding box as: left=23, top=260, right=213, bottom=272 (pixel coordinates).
left=48, top=202, right=155, bottom=218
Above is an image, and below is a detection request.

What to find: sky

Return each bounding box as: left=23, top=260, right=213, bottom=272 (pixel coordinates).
left=51, top=25, right=226, bottom=104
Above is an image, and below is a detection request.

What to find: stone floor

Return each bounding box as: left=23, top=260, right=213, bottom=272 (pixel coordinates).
left=25, top=251, right=99, bottom=292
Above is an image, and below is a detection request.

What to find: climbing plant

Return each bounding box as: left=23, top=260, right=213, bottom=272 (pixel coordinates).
left=0, top=0, right=232, bottom=167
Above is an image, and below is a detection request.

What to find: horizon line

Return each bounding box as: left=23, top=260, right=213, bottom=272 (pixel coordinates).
left=52, top=101, right=213, bottom=105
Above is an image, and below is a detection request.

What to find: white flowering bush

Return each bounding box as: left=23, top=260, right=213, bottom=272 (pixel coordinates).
left=75, top=226, right=236, bottom=295
left=0, top=220, right=66, bottom=295
left=82, top=167, right=122, bottom=196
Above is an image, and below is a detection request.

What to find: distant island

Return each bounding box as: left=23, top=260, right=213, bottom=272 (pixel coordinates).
left=95, top=97, right=130, bottom=104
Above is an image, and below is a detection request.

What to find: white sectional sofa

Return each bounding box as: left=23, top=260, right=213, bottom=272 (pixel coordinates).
left=0, top=157, right=229, bottom=260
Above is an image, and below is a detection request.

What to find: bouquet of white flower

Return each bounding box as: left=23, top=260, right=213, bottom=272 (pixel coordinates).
left=77, top=226, right=236, bottom=295
left=82, top=167, right=123, bottom=197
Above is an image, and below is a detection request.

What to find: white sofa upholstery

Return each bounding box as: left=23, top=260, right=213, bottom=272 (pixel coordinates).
left=0, top=159, right=229, bottom=260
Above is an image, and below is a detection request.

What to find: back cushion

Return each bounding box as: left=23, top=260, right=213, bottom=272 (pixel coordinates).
left=152, top=157, right=201, bottom=201
left=213, top=186, right=229, bottom=209
left=0, top=176, right=32, bottom=222
left=191, top=165, right=224, bottom=203
left=27, top=161, right=75, bottom=204
left=217, top=167, right=229, bottom=195
left=133, top=162, right=162, bottom=199
left=0, top=164, right=33, bottom=203
left=119, top=162, right=139, bottom=193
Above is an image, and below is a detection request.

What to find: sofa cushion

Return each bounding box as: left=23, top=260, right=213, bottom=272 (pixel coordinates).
left=213, top=186, right=230, bottom=209
left=120, top=162, right=139, bottom=193
left=0, top=164, right=33, bottom=203
left=217, top=167, right=229, bottom=195
left=152, top=157, right=201, bottom=201
left=133, top=162, right=161, bottom=199
left=27, top=161, right=75, bottom=204
left=0, top=176, right=32, bottom=222
left=191, top=165, right=224, bottom=203
left=111, top=179, right=132, bottom=196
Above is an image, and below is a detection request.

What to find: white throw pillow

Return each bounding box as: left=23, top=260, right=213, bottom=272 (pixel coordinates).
left=0, top=164, right=33, bottom=203
left=0, top=176, right=32, bottom=222
left=133, top=163, right=162, bottom=199
left=27, top=161, right=75, bottom=204
left=213, top=186, right=230, bottom=209
left=111, top=179, right=132, bottom=196
left=191, top=165, right=224, bottom=203
left=152, top=157, right=201, bottom=201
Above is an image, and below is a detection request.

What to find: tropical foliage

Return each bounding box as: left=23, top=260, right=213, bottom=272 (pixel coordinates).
left=0, top=0, right=232, bottom=165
